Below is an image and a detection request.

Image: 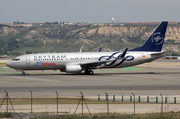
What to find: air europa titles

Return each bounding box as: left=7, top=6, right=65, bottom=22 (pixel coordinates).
left=34, top=61, right=56, bottom=66
left=42, top=62, right=56, bottom=66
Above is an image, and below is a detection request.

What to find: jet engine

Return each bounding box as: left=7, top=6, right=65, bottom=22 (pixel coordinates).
left=65, top=64, right=82, bottom=73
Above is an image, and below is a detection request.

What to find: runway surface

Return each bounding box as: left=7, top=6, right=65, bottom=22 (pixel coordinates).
left=0, top=61, right=180, bottom=98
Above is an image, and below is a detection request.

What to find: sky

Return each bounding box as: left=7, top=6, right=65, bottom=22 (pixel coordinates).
left=0, top=0, right=180, bottom=23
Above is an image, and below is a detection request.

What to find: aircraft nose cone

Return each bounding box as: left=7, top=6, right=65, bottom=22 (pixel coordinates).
left=6, top=61, right=13, bottom=68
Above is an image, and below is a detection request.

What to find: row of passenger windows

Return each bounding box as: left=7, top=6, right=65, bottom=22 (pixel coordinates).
left=69, top=57, right=116, bottom=60
left=34, top=59, right=63, bottom=61
left=70, top=58, right=99, bottom=60
left=34, top=57, right=116, bottom=61
left=34, top=58, right=99, bottom=61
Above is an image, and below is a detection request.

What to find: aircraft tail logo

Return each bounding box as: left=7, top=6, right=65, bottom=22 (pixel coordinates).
left=152, top=32, right=163, bottom=45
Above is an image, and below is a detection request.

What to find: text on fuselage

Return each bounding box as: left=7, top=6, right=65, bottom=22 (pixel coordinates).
left=34, top=55, right=66, bottom=59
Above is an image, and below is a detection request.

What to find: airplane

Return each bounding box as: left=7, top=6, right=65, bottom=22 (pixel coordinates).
left=6, top=21, right=168, bottom=75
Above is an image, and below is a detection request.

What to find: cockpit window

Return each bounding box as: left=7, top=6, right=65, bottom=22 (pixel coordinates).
left=13, top=59, right=20, bottom=61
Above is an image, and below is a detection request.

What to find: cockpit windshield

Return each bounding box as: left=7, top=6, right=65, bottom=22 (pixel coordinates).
left=13, top=58, right=20, bottom=61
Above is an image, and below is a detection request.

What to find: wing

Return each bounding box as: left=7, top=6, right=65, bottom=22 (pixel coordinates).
left=80, top=48, right=128, bottom=69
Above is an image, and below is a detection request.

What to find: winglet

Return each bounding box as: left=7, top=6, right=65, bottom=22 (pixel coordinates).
left=117, top=48, right=128, bottom=59
left=121, top=48, right=128, bottom=58
left=98, top=47, right=102, bottom=52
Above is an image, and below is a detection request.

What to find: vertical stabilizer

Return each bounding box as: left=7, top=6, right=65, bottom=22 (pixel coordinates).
left=130, top=21, right=168, bottom=52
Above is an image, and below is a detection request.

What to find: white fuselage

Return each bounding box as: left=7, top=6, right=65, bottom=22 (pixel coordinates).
left=6, top=51, right=162, bottom=72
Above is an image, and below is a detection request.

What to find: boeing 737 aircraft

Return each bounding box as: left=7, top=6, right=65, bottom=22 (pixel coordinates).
left=6, top=21, right=168, bottom=75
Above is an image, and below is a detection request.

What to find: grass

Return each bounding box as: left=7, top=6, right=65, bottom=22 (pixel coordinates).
left=0, top=63, right=6, bottom=66
left=0, top=97, right=135, bottom=105
left=0, top=112, right=12, bottom=118
left=1, top=112, right=180, bottom=119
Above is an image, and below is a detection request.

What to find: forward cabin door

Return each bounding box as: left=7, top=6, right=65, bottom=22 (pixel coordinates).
left=25, top=56, right=30, bottom=65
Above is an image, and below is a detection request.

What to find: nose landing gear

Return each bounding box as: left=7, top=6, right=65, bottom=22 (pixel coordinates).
left=22, top=72, right=25, bottom=75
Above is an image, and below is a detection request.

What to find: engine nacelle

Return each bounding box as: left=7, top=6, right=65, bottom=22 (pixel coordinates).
left=65, top=64, right=82, bottom=73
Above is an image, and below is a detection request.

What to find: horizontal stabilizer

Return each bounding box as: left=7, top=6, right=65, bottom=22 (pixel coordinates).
left=151, top=51, right=172, bottom=56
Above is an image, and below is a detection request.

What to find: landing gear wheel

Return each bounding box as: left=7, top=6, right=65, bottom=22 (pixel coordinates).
left=89, top=70, right=94, bottom=75
left=22, top=72, right=25, bottom=75
left=85, top=69, right=89, bottom=75
left=85, top=69, right=94, bottom=75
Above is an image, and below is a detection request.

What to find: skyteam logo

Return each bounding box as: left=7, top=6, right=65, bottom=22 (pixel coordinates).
left=99, top=52, right=134, bottom=67
left=151, top=32, right=163, bottom=45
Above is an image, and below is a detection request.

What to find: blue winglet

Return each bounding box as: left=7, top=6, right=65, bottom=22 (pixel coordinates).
left=120, top=48, right=128, bottom=58
left=98, top=47, right=102, bottom=52
left=117, top=48, right=128, bottom=59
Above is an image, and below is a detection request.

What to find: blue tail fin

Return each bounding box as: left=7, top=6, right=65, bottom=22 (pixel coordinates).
left=130, top=21, right=168, bottom=52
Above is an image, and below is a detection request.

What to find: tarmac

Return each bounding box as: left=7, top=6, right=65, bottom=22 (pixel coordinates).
left=0, top=59, right=180, bottom=114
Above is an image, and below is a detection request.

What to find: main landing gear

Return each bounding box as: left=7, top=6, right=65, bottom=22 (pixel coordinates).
left=22, top=72, right=25, bottom=75
left=85, top=69, right=94, bottom=75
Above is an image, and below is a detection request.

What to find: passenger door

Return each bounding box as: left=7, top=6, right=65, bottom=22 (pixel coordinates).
left=25, top=56, right=30, bottom=65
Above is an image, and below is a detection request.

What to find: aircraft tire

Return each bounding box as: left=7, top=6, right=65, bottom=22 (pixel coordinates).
left=89, top=70, right=94, bottom=75
left=85, top=69, right=89, bottom=75
left=22, top=72, right=25, bottom=75
left=85, top=69, right=94, bottom=75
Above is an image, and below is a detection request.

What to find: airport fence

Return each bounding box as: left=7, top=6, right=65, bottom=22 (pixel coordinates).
left=0, top=91, right=180, bottom=116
